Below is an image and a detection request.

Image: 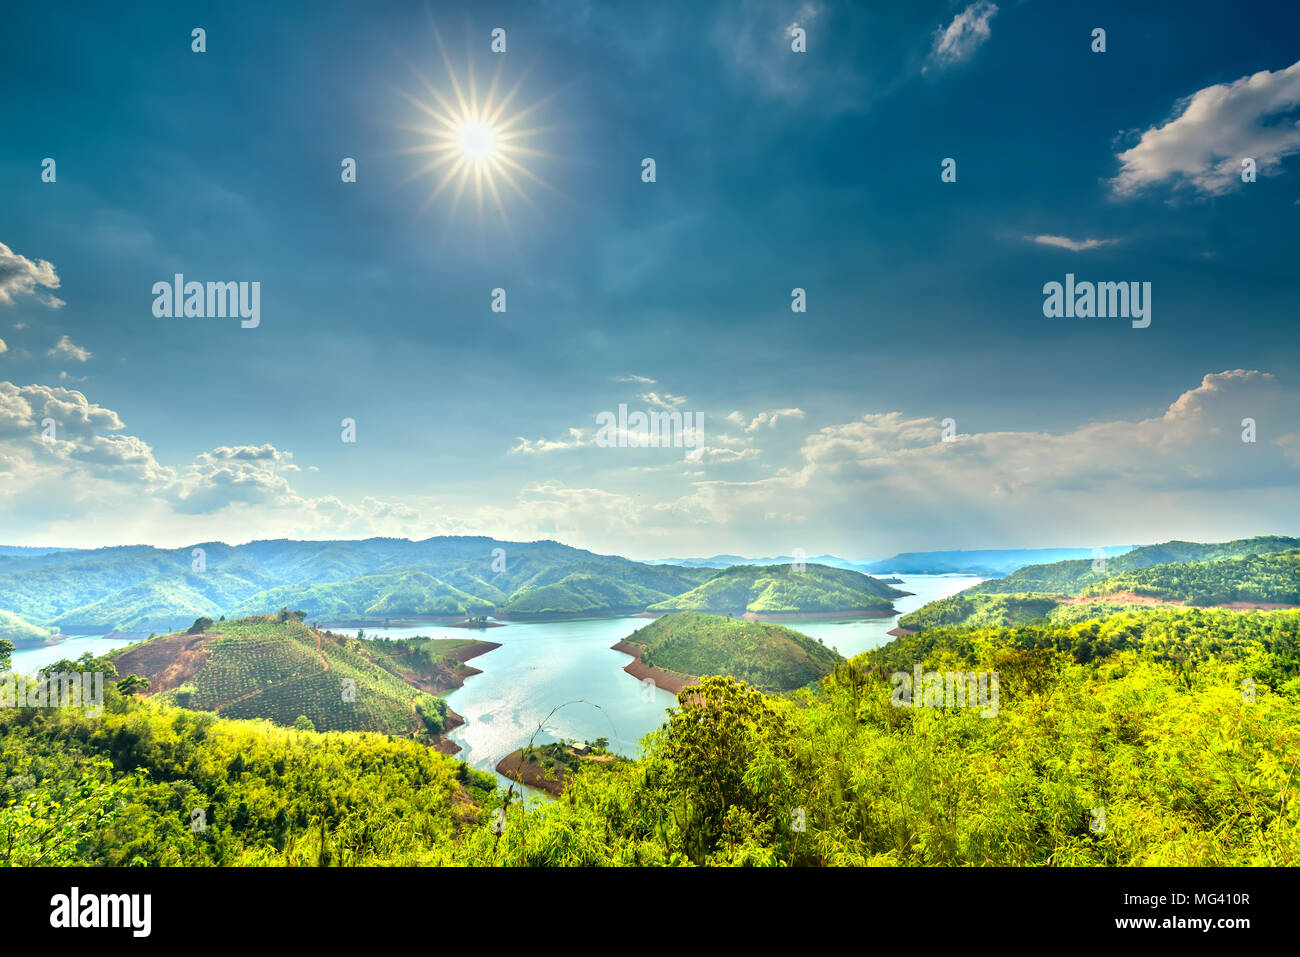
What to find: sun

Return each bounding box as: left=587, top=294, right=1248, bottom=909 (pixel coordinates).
left=393, top=33, right=559, bottom=229
left=456, top=121, right=497, bottom=162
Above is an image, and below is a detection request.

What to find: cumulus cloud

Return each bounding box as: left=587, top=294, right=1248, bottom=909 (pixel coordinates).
left=0, top=338, right=6, bottom=354
left=615, top=374, right=656, bottom=384
left=1111, top=58, right=1300, bottom=196
left=511, top=428, right=589, bottom=454
left=1027, top=234, right=1119, bottom=252
left=727, top=408, right=806, bottom=433
left=694, top=446, right=761, bottom=465
left=0, top=382, right=125, bottom=441
left=677, top=370, right=1299, bottom=553
left=48, top=335, right=91, bottom=362
left=640, top=391, right=687, bottom=410
left=928, top=1, right=998, bottom=69
left=196, top=444, right=298, bottom=468
left=0, top=243, right=64, bottom=308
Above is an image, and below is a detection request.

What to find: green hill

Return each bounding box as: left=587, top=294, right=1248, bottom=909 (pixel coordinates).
left=107, top=614, right=495, bottom=743
left=618, top=611, right=842, bottom=692
left=1077, top=549, right=1300, bottom=606
left=647, top=563, right=909, bottom=616
left=966, top=535, right=1300, bottom=596
left=0, top=609, right=56, bottom=648
left=901, top=549, right=1300, bottom=632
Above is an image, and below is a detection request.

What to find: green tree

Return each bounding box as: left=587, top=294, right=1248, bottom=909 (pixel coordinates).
left=117, top=674, right=151, bottom=696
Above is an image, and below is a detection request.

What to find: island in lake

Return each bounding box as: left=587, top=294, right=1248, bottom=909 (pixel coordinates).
left=613, top=610, right=842, bottom=695
left=646, top=563, right=910, bottom=619
left=496, top=739, right=620, bottom=796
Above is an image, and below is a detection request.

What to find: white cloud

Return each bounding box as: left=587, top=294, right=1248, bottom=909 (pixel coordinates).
left=695, top=446, right=761, bottom=464
left=713, top=0, right=823, bottom=101
left=1027, top=234, right=1119, bottom=252
left=640, top=391, right=687, bottom=410
left=1, top=373, right=1295, bottom=557
left=0, top=242, right=64, bottom=308
left=729, top=407, right=806, bottom=433
left=0, top=339, right=6, bottom=354
left=678, top=370, right=1299, bottom=553
left=47, top=335, right=91, bottom=362
left=928, top=1, right=998, bottom=69
left=511, top=428, right=589, bottom=454
left=615, top=374, right=656, bottom=384
left=1112, top=58, right=1300, bottom=196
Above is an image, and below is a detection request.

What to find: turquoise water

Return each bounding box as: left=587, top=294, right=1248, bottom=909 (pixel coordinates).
left=9, top=634, right=137, bottom=673
left=343, top=574, right=980, bottom=789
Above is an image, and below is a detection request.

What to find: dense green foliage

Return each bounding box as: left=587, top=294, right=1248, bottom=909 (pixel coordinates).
left=624, top=611, right=842, bottom=691
left=648, top=563, right=906, bottom=615
left=968, top=535, right=1300, bottom=596
left=1078, top=549, right=1300, bottom=606
left=0, top=672, right=495, bottom=865
left=898, top=594, right=1061, bottom=631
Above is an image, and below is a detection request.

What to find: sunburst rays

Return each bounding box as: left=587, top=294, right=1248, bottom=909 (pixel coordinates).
left=392, top=28, right=562, bottom=233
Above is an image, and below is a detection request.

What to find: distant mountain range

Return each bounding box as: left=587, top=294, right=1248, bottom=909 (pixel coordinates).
left=649, top=546, right=1138, bottom=577
left=0, top=537, right=712, bottom=634
left=0, top=537, right=906, bottom=636
left=0, top=545, right=80, bottom=558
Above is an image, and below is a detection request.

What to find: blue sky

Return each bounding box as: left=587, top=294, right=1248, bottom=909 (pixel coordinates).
left=1, top=0, right=1297, bottom=557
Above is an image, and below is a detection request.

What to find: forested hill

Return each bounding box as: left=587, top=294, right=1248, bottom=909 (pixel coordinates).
left=647, top=563, right=909, bottom=616
left=966, top=535, right=1300, bottom=596
left=618, top=610, right=842, bottom=692
left=898, top=545, right=1300, bottom=632
left=1077, top=549, right=1300, bottom=606
left=106, top=613, right=480, bottom=743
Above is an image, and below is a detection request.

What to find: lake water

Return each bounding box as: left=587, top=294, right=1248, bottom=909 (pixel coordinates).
left=9, top=634, right=137, bottom=673
left=6, top=573, right=979, bottom=795
left=327, top=573, right=980, bottom=791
